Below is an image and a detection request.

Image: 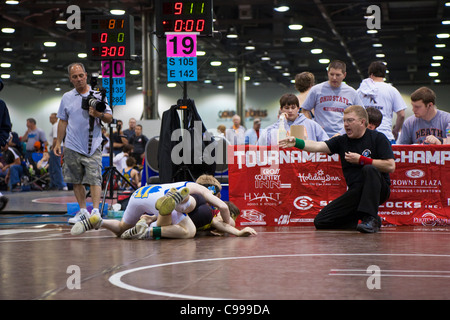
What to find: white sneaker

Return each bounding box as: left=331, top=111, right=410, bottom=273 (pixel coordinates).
left=68, top=208, right=89, bottom=225
left=71, top=212, right=102, bottom=236
left=121, top=219, right=148, bottom=239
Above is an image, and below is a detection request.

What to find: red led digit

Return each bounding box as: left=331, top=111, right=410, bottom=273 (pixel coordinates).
left=185, top=19, right=194, bottom=31
left=174, top=20, right=183, bottom=31
left=174, top=2, right=182, bottom=15
left=196, top=19, right=205, bottom=31
left=100, top=33, right=108, bottom=43
left=118, top=46, right=125, bottom=56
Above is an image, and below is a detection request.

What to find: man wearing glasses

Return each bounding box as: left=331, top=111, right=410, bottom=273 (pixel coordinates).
left=279, top=105, right=395, bottom=233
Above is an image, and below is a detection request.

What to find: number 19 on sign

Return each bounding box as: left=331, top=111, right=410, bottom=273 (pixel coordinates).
left=166, top=33, right=198, bottom=82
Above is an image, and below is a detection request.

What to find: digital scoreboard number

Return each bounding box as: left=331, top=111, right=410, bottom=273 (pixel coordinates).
left=86, top=15, right=135, bottom=60
left=155, top=0, right=213, bottom=37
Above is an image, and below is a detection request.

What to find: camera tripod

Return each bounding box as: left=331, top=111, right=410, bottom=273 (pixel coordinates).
left=99, top=121, right=137, bottom=215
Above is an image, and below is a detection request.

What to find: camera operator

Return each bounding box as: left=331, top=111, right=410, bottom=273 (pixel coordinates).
left=54, top=62, right=112, bottom=224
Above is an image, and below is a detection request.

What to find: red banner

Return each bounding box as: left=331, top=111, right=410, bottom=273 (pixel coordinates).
left=228, top=145, right=450, bottom=227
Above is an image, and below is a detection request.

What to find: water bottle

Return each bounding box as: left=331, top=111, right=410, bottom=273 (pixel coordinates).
left=277, top=113, right=288, bottom=143
left=446, top=122, right=450, bottom=144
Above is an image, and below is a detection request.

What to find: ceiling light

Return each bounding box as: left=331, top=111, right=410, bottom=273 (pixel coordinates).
left=1, top=74, right=11, bottom=79
left=431, top=63, right=441, bottom=67
left=366, top=29, right=378, bottom=34
left=300, top=37, right=313, bottom=43
left=197, top=51, right=206, bottom=56
left=40, top=58, right=49, bottom=63
left=428, top=72, right=439, bottom=77
left=245, top=45, right=255, bottom=50
left=110, top=9, right=126, bottom=15
left=244, top=76, right=250, bottom=81
left=288, top=24, right=303, bottom=30
left=204, top=79, right=212, bottom=84
left=372, top=43, right=383, bottom=48
left=435, top=44, right=446, bottom=48
left=129, top=70, right=140, bottom=75
left=261, top=56, right=270, bottom=61
left=432, top=56, right=444, bottom=60
left=228, top=67, right=237, bottom=72
left=5, top=0, right=19, bottom=4
left=33, top=70, right=43, bottom=75
left=210, top=61, right=222, bottom=66
left=274, top=6, right=290, bottom=12
left=442, top=20, right=450, bottom=25
left=0, top=63, right=11, bottom=68
left=43, top=41, right=57, bottom=47
left=319, top=59, right=330, bottom=64
left=54, top=87, right=61, bottom=92
left=376, top=53, right=385, bottom=58
left=77, top=53, right=87, bottom=59
left=311, top=48, right=323, bottom=54
left=434, top=79, right=441, bottom=83
left=436, top=33, right=450, bottom=39
left=253, top=82, right=261, bottom=86
left=217, top=85, right=224, bottom=89
left=3, top=47, right=13, bottom=52
left=274, top=65, right=282, bottom=69
left=1, top=28, right=15, bottom=34
left=55, top=20, right=67, bottom=25
left=282, top=72, right=290, bottom=76
left=167, top=83, right=177, bottom=88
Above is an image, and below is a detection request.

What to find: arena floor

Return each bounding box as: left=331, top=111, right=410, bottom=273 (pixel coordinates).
left=1, top=191, right=449, bottom=304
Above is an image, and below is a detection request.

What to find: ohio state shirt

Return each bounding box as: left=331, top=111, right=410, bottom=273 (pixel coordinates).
left=302, top=81, right=364, bottom=138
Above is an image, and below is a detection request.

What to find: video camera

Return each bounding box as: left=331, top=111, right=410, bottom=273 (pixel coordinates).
left=81, top=73, right=107, bottom=114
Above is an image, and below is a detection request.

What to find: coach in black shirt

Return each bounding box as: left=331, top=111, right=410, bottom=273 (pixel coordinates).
left=279, top=105, right=395, bottom=233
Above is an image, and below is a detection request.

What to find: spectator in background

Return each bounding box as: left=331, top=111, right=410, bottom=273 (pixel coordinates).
left=366, top=107, right=383, bottom=130
left=398, top=86, right=450, bottom=145
left=295, top=71, right=315, bottom=117
left=245, top=118, right=262, bottom=145
left=357, top=61, right=406, bottom=143
left=123, top=117, right=137, bottom=141
left=226, top=114, right=246, bottom=145
left=22, top=118, right=47, bottom=163
left=0, top=79, right=11, bottom=208
left=301, top=60, right=364, bottom=138
left=110, top=119, right=128, bottom=155
left=48, top=112, right=67, bottom=190
left=129, top=124, right=148, bottom=165
left=113, top=143, right=133, bottom=173
left=259, top=93, right=328, bottom=146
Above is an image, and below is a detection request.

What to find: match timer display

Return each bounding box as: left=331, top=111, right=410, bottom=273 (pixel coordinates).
left=156, top=0, right=213, bottom=37
left=86, top=15, right=135, bottom=60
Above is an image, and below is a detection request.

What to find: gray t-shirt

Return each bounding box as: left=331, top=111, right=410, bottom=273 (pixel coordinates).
left=398, top=109, right=450, bottom=144
left=57, top=87, right=112, bottom=156
left=302, top=81, right=364, bottom=138
left=357, top=78, right=407, bottom=140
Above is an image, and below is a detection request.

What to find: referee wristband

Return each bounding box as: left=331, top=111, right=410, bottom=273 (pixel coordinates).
left=359, top=156, right=373, bottom=166
left=294, top=138, right=305, bottom=150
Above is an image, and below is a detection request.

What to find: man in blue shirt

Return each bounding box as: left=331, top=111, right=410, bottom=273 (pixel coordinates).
left=55, top=63, right=113, bottom=224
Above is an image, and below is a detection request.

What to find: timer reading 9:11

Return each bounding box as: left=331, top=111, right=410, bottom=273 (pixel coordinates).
left=156, top=0, right=213, bottom=36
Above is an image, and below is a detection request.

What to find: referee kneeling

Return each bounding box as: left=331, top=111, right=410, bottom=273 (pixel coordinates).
left=279, top=105, right=395, bottom=233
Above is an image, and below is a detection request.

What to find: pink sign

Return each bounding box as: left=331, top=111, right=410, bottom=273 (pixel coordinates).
left=166, top=32, right=197, bottom=57
left=101, top=60, right=125, bottom=78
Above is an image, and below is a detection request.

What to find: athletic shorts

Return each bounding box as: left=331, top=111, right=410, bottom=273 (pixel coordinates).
left=188, top=194, right=214, bottom=231
left=62, top=147, right=102, bottom=186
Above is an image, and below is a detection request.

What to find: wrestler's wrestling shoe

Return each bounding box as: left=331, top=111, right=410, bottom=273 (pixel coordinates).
left=121, top=219, right=148, bottom=239
left=155, top=188, right=178, bottom=210
left=157, top=187, right=190, bottom=216
left=356, top=215, right=381, bottom=233
left=71, top=212, right=102, bottom=236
